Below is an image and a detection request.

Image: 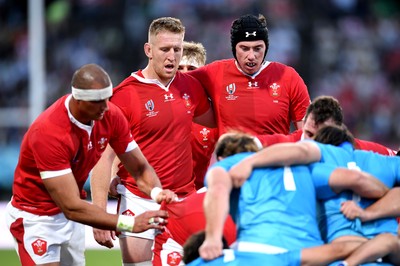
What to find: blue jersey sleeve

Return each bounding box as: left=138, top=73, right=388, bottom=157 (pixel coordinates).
left=309, top=162, right=336, bottom=199
left=205, top=152, right=255, bottom=187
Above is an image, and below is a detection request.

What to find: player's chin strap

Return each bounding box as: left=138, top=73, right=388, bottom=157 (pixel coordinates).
left=71, top=84, right=113, bottom=101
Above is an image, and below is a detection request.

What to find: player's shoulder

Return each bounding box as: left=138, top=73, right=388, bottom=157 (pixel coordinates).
left=202, top=58, right=234, bottom=69
left=264, top=61, right=298, bottom=73
left=103, top=101, right=126, bottom=122
left=174, top=71, right=204, bottom=89
left=355, top=138, right=396, bottom=156
left=32, top=96, right=70, bottom=131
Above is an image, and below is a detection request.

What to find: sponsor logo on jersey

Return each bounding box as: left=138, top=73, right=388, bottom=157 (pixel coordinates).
left=97, top=137, right=108, bottom=149
left=269, top=82, right=281, bottom=98
left=225, top=83, right=238, bottom=100
left=145, top=99, right=159, bottom=117
left=247, top=81, right=259, bottom=88
left=164, top=93, right=174, bottom=102
left=32, top=239, right=47, bottom=256
left=87, top=141, right=93, bottom=150
left=167, top=251, right=182, bottom=265
left=122, top=209, right=135, bottom=216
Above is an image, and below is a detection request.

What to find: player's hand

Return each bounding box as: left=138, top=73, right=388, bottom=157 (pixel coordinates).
left=93, top=228, right=116, bottom=249
left=228, top=160, right=253, bottom=188
left=340, top=201, right=367, bottom=221
left=132, top=210, right=169, bottom=233
left=199, top=236, right=224, bottom=261
left=154, top=189, right=177, bottom=204
left=108, top=176, right=121, bottom=198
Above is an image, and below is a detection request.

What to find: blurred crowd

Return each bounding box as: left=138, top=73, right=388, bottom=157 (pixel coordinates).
left=0, top=0, right=399, bottom=193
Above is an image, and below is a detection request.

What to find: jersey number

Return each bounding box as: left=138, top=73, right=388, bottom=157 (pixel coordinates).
left=283, top=166, right=296, bottom=191
left=347, top=161, right=361, bottom=202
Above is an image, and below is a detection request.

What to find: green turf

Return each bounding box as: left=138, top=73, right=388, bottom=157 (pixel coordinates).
left=0, top=249, right=122, bottom=266
left=0, top=249, right=19, bottom=266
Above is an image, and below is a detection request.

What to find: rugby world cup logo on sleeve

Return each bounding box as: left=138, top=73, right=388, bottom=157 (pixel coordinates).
left=32, top=239, right=47, bottom=256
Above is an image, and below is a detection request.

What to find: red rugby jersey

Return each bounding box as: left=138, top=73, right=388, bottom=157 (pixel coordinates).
left=190, top=59, right=310, bottom=138
left=112, top=71, right=211, bottom=198
left=12, top=95, right=134, bottom=215
left=191, top=123, right=218, bottom=189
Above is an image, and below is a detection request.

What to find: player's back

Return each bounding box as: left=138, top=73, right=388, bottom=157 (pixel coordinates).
left=215, top=152, right=323, bottom=251
left=239, top=165, right=323, bottom=250
left=309, top=141, right=360, bottom=242
left=353, top=150, right=400, bottom=189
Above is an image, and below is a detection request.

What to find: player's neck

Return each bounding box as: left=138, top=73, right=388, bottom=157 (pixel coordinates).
left=142, top=66, right=173, bottom=87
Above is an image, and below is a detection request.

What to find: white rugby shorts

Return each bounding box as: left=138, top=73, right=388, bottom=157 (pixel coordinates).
left=5, top=201, right=85, bottom=266
left=117, top=184, right=160, bottom=239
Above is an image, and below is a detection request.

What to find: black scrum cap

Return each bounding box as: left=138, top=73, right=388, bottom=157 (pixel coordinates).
left=230, top=14, right=269, bottom=61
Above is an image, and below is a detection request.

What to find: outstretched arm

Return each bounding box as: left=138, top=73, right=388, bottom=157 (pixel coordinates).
left=328, top=168, right=388, bottom=199
left=43, top=172, right=169, bottom=233
left=229, top=141, right=321, bottom=187
left=91, top=144, right=118, bottom=248
left=199, top=167, right=232, bottom=260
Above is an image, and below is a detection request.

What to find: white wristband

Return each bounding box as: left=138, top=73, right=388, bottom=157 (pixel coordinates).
left=150, top=187, right=163, bottom=201
left=116, top=215, right=135, bottom=232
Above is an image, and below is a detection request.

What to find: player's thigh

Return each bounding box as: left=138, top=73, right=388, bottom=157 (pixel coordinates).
left=117, top=185, right=160, bottom=262
left=119, top=236, right=154, bottom=262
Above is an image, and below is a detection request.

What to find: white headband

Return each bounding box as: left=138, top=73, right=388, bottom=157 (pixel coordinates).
left=71, top=85, right=113, bottom=101
left=180, top=56, right=201, bottom=69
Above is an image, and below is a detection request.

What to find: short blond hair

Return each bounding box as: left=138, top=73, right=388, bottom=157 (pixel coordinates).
left=148, top=17, right=185, bottom=40
left=182, top=41, right=207, bottom=66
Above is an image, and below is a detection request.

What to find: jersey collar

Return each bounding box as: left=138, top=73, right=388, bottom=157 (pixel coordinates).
left=235, top=60, right=271, bottom=78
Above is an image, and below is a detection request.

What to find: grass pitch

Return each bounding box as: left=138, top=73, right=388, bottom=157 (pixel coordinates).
left=0, top=249, right=122, bottom=266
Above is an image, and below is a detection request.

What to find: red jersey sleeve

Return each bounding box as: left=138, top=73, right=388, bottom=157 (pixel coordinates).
left=354, top=138, right=396, bottom=156
left=178, top=72, right=211, bottom=118
left=286, top=66, right=310, bottom=123
left=107, top=102, right=136, bottom=154
left=257, top=129, right=303, bottom=147
left=30, top=124, right=72, bottom=173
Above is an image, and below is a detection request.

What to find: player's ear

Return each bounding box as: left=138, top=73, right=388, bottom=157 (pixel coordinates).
left=144, top=43, right=152, bottom=59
